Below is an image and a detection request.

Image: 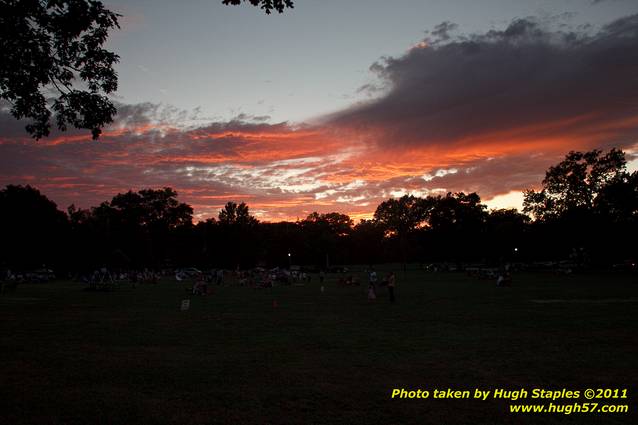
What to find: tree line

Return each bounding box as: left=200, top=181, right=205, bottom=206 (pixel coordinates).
left=1, top=148, right=636, bottom=272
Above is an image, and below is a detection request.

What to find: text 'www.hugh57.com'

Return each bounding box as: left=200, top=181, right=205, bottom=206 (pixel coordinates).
left=389, top=388, right=630, bottom=415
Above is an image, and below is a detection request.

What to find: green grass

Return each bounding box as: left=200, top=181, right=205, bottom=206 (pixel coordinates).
left=1, top=269, right=637, bottom=424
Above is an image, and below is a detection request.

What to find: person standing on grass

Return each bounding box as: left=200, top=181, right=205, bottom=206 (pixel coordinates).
left=369, top=267, right=378, bottom=290
left=387, top=272, right=396, bottom=303
left=367, top=281, right=377, bottom=301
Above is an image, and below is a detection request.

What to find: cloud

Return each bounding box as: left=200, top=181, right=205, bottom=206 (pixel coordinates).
left=2, top=15, right=638, bottom=221
left=328, top=14, right=638, bottom=153
left=428, top=21, right=458, bottom=43
left=0, top=102, right=361, bottom=220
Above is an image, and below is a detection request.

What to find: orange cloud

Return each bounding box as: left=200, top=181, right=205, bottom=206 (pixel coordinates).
left=3, top=15, right=638, bottom=221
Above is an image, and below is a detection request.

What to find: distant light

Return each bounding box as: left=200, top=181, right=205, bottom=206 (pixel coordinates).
left=514, top=248, right=519, bottom=252
left=288, top=253, right=291, bottom=257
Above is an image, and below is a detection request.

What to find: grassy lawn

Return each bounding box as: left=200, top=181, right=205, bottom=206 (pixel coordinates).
left=1, top=269, right=636, bottom=424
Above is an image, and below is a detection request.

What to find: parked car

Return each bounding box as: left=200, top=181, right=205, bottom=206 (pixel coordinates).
left=24, top=268, right=55, bottom=282
left=175, top=267, right=202, bottom=281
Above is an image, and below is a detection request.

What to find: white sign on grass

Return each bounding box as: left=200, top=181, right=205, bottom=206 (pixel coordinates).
left=180, top=299, right=191, bottom=311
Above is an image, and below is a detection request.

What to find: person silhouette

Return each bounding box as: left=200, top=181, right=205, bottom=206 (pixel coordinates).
left=369, top=267, right=378, bottom=289
left=387, top=272, right=396, bottom=303
left=367, top=282, right=377, bottom=301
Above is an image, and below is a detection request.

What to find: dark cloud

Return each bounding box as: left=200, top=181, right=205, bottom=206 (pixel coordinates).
left=329, top=14, right=638, bottom=149
left=428, top=21, right=459, bottom=43
left=232, top=113, right=271, bottom=122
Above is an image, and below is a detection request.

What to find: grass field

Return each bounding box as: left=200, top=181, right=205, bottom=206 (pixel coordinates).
left=1, top=269, right=637, bottom=424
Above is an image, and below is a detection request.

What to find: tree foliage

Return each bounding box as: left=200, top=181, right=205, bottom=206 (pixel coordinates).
left=0, top=184, right=68, bottom=268
left=108, top=188, right=193, bottom=229
left=594, top=171, right=638, bottom=221
left=218, top=201, right=258, bottom=227
left=426, top=192, right=486, bottom=232
left=222, top=0, right=293, bottom=14
left=373, top=195, right=428, bottom=237
left=523, top=148, right=631, bottom=221
left=302, top=212, right=353, bottom=237
left=373, top=192, right=487, bottom=236
left=299, top=212, right=354, bottom=267
left=0, top=0, right=120, bottom=139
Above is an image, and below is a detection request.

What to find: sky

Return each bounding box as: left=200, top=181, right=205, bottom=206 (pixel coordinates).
left=1, top=0, right=638, bottom=221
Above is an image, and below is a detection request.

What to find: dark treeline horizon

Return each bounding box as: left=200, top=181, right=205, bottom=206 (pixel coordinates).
left=1, top=148, right=636, bottom=272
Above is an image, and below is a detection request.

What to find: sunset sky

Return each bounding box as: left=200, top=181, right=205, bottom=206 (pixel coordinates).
left=1, top=0, right=638, bottom=221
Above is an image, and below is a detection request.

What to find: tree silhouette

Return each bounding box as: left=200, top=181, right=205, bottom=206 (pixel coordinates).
left=523, top=149, right=629, bottom=221
left=0, top=185, right=68, bottom=268
left=302, top=212, right=353, bottom=237
left=594, top=171, right=638, bottom=222
left=374, top=195, right=430, bottom=271
left=301, top=212, right=353, bottom=267
left=109, top=188, right=193, bottom=229
left=485, top=208, right=529, bottom=260
left=1, top=0, right=120, bottom=139
left=351, top=219, right=385, bottom=265
left=222, top=0, right=294, bottom=14
left=71, top=188, right=193, bottom=266
left=522, top=149, right=637, bottom=264
left=218, top=201, right=258, bottom=226
left=374, top=195, right=428, bottom=237
left=426, top=192, right=486, bottom=232
left=217, top=202, right=259, bottom=267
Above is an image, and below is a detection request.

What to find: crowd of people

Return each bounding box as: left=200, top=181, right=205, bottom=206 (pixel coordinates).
left=182, top=266, right=403, bottom=302
left=76, top=267, right=164, bottom=290
left=184, top=267, right=316, bottom=295
left=1, top=262, right=526, bottom=301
